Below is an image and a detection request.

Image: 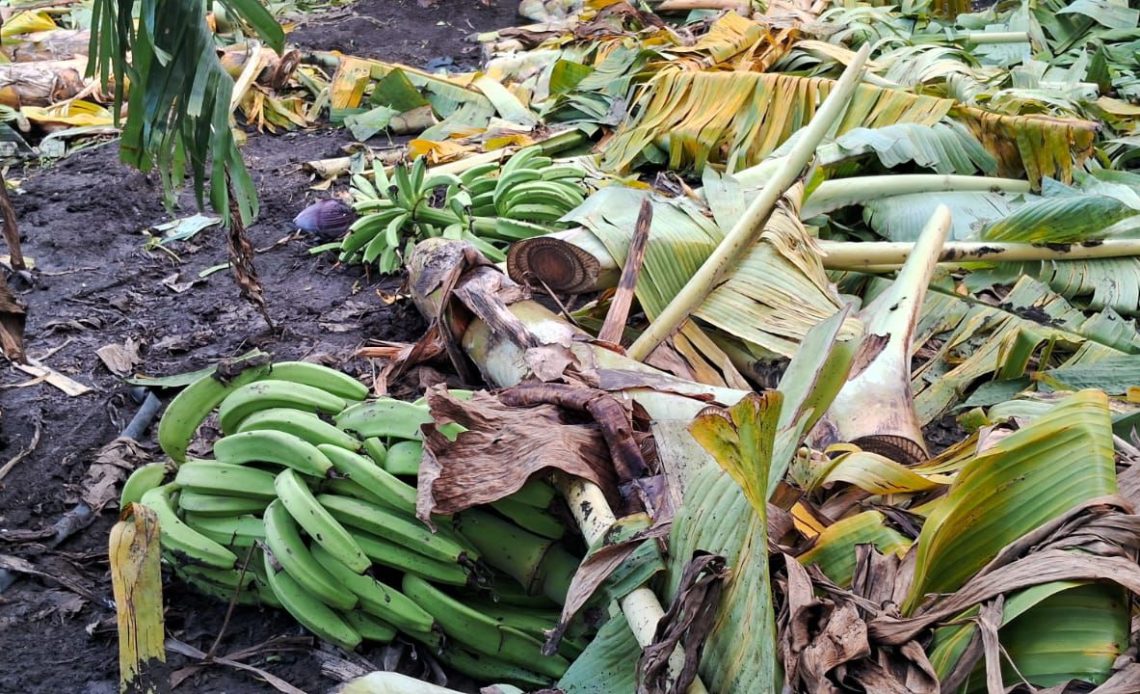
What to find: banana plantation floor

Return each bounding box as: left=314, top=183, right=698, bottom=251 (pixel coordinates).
left=0, top=2, right=516, bottom=692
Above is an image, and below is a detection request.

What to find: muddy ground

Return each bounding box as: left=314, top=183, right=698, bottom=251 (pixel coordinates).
left=0, top=2, right=518, bottom=692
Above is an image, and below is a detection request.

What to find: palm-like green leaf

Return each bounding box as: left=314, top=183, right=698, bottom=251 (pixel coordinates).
left=87, top=0, right=283, bottom=224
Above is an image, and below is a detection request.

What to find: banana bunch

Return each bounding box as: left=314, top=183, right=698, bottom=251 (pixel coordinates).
left=126, top=354, right=587, bottom=687
left=340, top=146, right=589, bottom=272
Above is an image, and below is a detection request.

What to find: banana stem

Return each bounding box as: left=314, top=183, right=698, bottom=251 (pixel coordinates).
left=625, top=42, right=873, bottom=361
left=808, top=205, right=953, bottom=463
left=802, top=174, right=1030, bottom=218
left=558, top=476, right=709, bottom=694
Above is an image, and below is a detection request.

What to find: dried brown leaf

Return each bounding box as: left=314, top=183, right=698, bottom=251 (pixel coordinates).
left=638, top=552, right=728, bottom=694
left=226, top=177, right=271, bottom=329
left=0, top=271, right=26, bottom=363
left=418, top=387, right=616, bottom=522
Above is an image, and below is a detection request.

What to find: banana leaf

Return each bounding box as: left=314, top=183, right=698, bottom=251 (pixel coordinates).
left=87, top=0, right=283, bottom=225
left=897, top=391, right=1130, bottom=691
left=908, top=276, right=1140, bottom=425
left=564, top=184, right=862, bottom=361
left=557, top=611, right=640, bottom=694
left=667, top=393, right=782, bottom=693
left=797, top=510, right=912, bottom=588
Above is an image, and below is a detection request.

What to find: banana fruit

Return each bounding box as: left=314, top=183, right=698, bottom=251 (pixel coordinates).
left=342, top=149, right=591, bottom=275
left=218, top=380, right=347, bottom=434
left=263, top=499, right=358, bottom=610
left=266, top=361, right=369, bottom=401
left=318, top=444, right=417, bottom=514
left=236, top=408, right=362, bottom=451
left=121, top=462, right=167, bottom=508
left=262, top=548, right=363, bottom=651
left=276, top=470, right=370, bottom=573
left=146, top=357, right=586, bottom=679
left=213, top=430, right=334, bottom=477
left=139, top=485, right=237, bottom=569
left=310, top=543, right=435, bottom=634
left=173, top=460, right=277, bottom=499
left=402, top=574, right=570, bottom=679
left=317, top=494, right=472, bottom=564
left=158, top=358, right=271, bottom=462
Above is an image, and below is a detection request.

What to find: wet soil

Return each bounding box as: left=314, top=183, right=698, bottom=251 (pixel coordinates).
left=0, top=2, right=517, bottom=692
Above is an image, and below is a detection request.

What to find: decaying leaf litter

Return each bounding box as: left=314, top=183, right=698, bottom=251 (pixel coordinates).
left=5, top=0, right=1140, bottom=691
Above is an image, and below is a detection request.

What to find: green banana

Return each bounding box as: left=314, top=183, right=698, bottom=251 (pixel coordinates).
left=340, top=208, right=404, bottom=259
left=503, top=203, right=568, bottom=223
left=217, top=380, right=347, bottom=434
left=319, top=478, right=386, bottom=506
left=351, top=530, right=472, bottom=586
left=494, top=170, right=542, bottom=212
left=177, top=563, right=257, bottom=590
left=276, top=469, right=370, bottom=573
left=491, top=497, right=565, bottom=540
left=213, top=430, right=334, bottom=478
left=158, top=358, right=271, bottom=462
left=493, top=218, right=555, bottom=240
left=263, top=499, right=358, bottom=610
left=310, top=543, right=434, bottom=634
left=361, top=437, right=387, bottom=467
left=366, top=211, right=410, bottom=264
left=236, top=408, right=362, bottom=451
left=503, top=179, right=584, bottom=210
left=261, top=548, right=363, bottom=651
left=436, top=644, right=553, bottom=689
left=465, top=600, right=586, bottom=657
left=466, top=177, right=499, bottom=197
left=393, top=160, right=417, bottom=207
left=183, top=513, right=265, bottom=550
left=265, top=361, right=369, bottom=401
left=172, top=564, right=264, bottom=607
left=335, top=399, right=431, bottom=440
left=173, top=460, right=277, bottom=499
left=459, top=162, right=500, bottom=186
left=139, top=486, right=236, bottom=569
left=455, top=509, right=577, bottom=604
left=507, top=478, right=557, bottom=509
left=317, top=494, right=473, bottom=564
left=383, top=440, right=422, bottom=477
left=540, top=165, right=588, bottom=181
left=341, top=610, right=397, bottom=643
left=401, top=574, right=569, bottom=678
left=409, top=156, right=428, bottom=199
left=421, top=172, right=464, bottom=193
left=177, top=490, right=270, bottom=516
left=476, top=573, right=559, bottom=609
left=319, top=444, right=417, bottom=514
left=120, top=462, right=168, bottom=508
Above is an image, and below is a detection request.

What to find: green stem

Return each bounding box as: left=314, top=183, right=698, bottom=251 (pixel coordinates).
left=804, top=174, right=1030, bottom=217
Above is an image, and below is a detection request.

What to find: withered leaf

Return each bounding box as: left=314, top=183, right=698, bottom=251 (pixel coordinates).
left=418, top=387, right=615, bottom=523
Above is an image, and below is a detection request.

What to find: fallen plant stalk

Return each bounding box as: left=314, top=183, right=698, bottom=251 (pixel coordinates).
left=809, top=205, right=953, bottom=462
left=625, top=42, right=872, bottom=361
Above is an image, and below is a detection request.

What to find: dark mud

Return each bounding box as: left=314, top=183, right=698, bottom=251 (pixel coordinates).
left=0, top=1, right=521, bottom=691
left=290, top=0, right=522, bottom=71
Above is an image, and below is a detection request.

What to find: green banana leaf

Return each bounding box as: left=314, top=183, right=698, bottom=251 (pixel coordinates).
left=667, top=393, right=783, bottom=692
left=906, top=391, right=1125, bottom=689
left=88, top=0, right=285, bottom=225
left=908, top=276, right=1140, bottom=425
left=797, top=511, right=912, bottom=588
left=556, top=611, right=640, bottom=694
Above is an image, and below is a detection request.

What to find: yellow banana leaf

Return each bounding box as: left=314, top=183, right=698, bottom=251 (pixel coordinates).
left=602, top=70, right=1097, bottom=185
left=109, top=503, right=166, bottom=693
left=564, top=183, right=862, bottom=361
left=603, top=71, right=952, bottom=172
left=22, top=100, right=114, bottom=128
left=797, top=510, right=912, bottom=588
left=807, top=449, right=952, bottom=495
left=670, top=392, right=781, bottom=692
left=1, top=11, right=57, bottom=38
